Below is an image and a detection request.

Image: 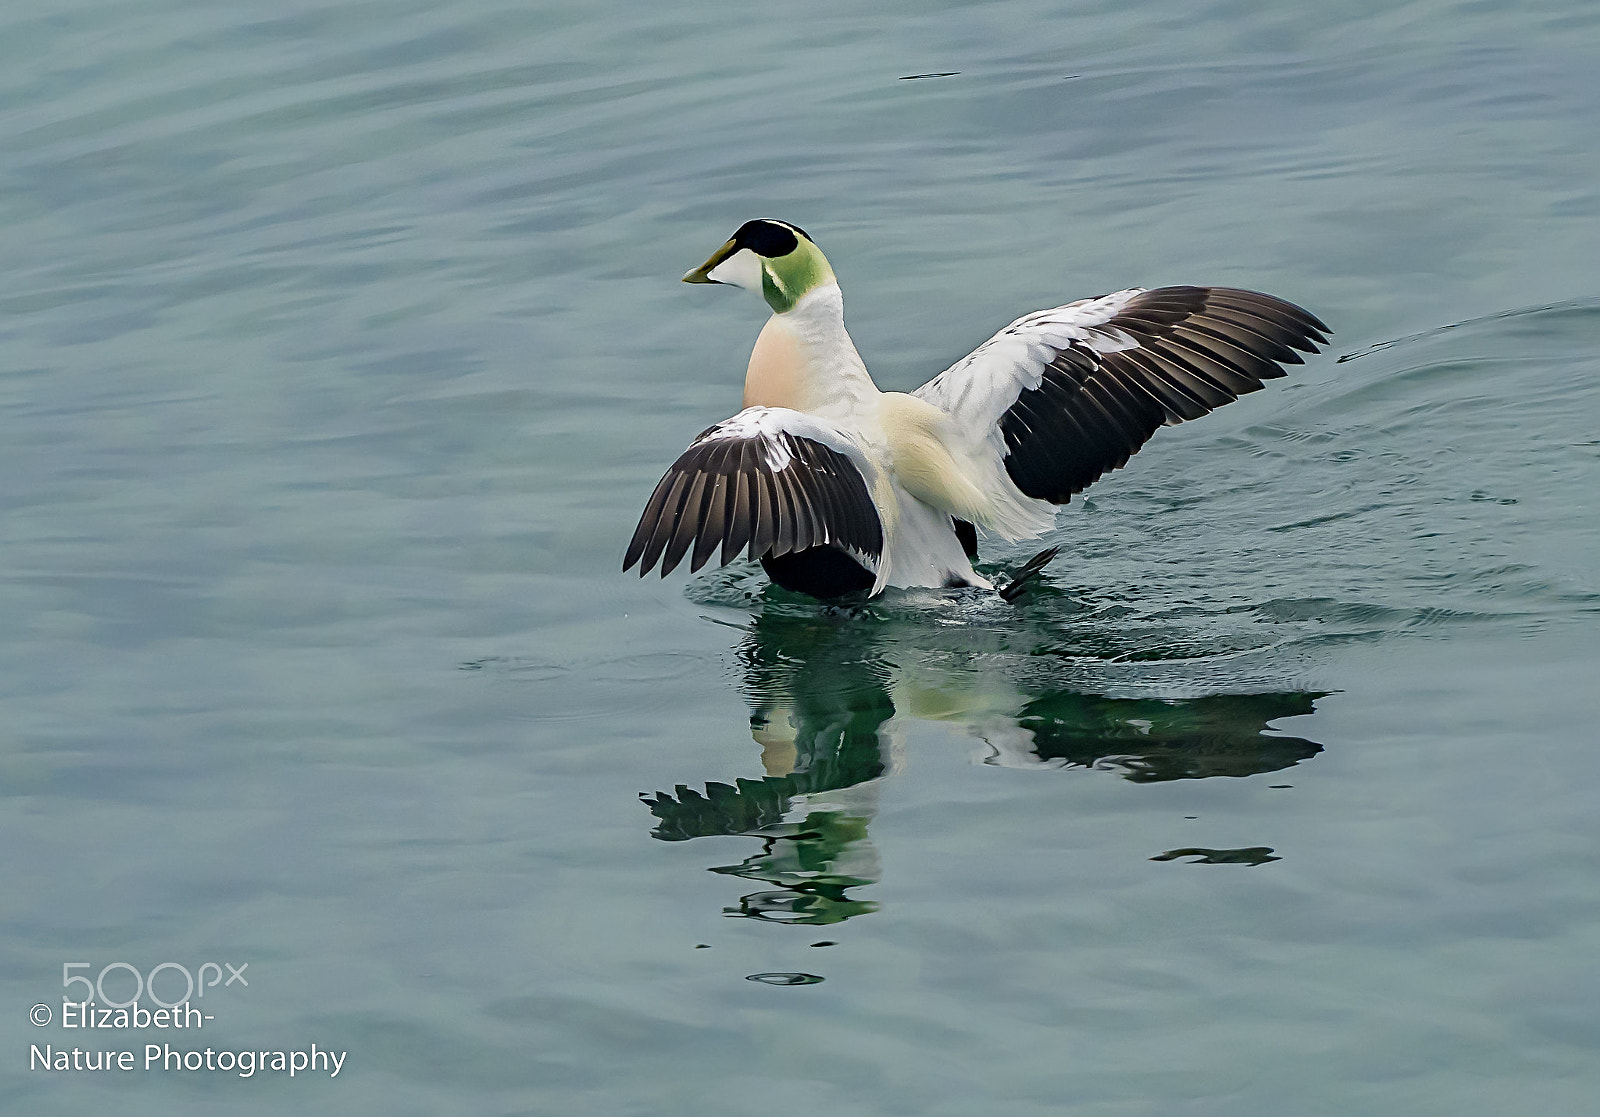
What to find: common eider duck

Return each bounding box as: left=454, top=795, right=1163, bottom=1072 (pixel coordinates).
left=624, top=220, right=1328, bottom=600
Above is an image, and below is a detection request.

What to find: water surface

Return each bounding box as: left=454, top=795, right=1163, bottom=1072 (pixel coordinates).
left=3, top=1, right=1598, bottom=1113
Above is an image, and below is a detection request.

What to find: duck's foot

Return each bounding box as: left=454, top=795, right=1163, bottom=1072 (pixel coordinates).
left=997, top=546, right=1061, bottom=603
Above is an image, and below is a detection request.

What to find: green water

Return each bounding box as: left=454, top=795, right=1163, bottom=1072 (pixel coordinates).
left=4, top=1, right=1598, bottom=1113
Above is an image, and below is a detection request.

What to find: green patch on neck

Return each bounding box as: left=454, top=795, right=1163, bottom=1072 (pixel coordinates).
left=762, top=239, right=835, bottom=314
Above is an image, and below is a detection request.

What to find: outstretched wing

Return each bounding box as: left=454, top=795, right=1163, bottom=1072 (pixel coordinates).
left=623, top=407, right=884, bottom=578
left=915, top=286, right=1329, bottom=505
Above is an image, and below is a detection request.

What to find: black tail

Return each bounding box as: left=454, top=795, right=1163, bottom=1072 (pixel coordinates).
left=997, top=546, right=1060, bottom=603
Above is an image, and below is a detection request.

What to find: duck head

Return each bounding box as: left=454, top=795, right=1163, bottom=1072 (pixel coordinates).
left=682, top=219, right=836, bottom=314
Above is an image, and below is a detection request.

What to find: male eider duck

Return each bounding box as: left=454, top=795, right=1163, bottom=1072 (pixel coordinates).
left=624, top=220, right=1329, bottom=600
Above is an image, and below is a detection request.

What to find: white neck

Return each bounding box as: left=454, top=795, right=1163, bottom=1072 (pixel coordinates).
left=742, top=284, right=880, bottom=418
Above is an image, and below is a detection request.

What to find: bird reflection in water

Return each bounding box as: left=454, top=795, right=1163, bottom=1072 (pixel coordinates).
left=642, top=599, right=1325, bottom=925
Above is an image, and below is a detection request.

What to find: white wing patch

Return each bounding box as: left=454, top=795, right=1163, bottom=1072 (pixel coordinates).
left=919, top=289, right=1146, bottom=414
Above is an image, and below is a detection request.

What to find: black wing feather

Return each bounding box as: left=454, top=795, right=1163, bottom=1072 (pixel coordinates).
left=635, top=471, right=690, bottom=573
left=690, top=442, right=733, bottom=573
left=661, top=470, right=710, bottom=576
left=751, top=468, right=776, bottom=559
left=624, top=425, right=883, bottom=579
left=1000, top=286, right=1327, bottom=504
left=720, top=448, right=753, bottom=566
left=769, top=465, right=797, bottom=557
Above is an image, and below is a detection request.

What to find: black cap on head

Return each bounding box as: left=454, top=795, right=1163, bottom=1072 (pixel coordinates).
left=731, top=219, right=810, bottom=258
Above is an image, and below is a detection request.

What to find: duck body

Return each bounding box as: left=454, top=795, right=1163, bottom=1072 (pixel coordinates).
left=736, top=284, right=996, bottom=594
left=624, top=220, right=1329, bottom=600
